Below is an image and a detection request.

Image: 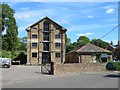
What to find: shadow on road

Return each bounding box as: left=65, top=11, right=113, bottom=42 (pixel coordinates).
left=103, top=74, right=120, bottom=78
left=35, top=72, right=52, bottom=75
left=35, top=71, right=41, bottom=74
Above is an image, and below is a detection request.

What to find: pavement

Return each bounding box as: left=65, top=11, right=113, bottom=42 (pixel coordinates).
left=1, top=65, right=120, bottom=88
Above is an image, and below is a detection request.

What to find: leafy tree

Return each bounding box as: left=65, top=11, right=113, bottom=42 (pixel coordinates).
left=66, top=43, right=75, bottom=53
left=2, top=3, right=19, bottom=58
left=2, top=34, right=8, bottom=50
left=77, top=36, right=90, bottom=47
left=65, top=34, right=71, bottom=45
left=91, top=39, right=110, bottom=49
left=18, top=37, right=27, bottom=51
left=0, top=4, right=2, bottom=57
left=0, top=6, right=1, bottom=28
left=66, top=36, right=90, bottom=53
left=65, top=34, right=73, bottom=53
left=2, top=4, right=15, bottom=31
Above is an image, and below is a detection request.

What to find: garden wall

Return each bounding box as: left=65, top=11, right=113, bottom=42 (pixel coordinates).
left=54, top=63, right=106, bottom=75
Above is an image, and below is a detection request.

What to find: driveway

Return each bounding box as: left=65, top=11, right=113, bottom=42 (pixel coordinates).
left=2, top=65, right=54, bottom=85
left=1, top=65, right=120, bottom=88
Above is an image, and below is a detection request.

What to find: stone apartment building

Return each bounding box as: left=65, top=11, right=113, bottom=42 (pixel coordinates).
left=26, top=17, right=67, bottom=65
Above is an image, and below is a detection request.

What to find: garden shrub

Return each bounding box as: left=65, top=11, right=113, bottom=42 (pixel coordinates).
left=108, top=61, right=120, bottom=71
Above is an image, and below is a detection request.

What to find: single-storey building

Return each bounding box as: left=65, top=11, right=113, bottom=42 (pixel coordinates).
left=65, top=43, right=112, bottom=63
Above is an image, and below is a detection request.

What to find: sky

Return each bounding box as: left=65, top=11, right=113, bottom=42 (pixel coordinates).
left=4, top=2, right=118, bottom=45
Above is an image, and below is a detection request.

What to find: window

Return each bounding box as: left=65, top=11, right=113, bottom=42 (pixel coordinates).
left=43, top=42, right=49, bottom=51
left=55, top=43, right=61, bottom=47
left=32, top=52, right=37, bottom=57
left=44, top=21, right=49, bottom=31
left=32, top=27, right=37, bottom=30
left=32, top=42, right=37, bottom=47
left=55, top=34, right=60, bottom=39
left=56, top=27, right=61, bottom=30
left=43, top=33, right=49, bottom=41
left=55, top=53, right=61, bottom=58
left=32, top=34, right=37, bottom=38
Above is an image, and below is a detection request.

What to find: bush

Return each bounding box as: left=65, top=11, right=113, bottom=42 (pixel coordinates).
left=1, top=50, right=26, bottom=59
left=108, top=61, right=120, bottom=71
left=113, top=62, right=120, bottom=71
left=2, top=50, right=11, bottom=58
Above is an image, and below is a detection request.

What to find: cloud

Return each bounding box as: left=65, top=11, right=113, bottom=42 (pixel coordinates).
left=7, top=2, right=19, bottom=7
left=69, top=24, right=102, bottom=31
left=21, top=7, right=29, bottom=10
left=15, top=13, right=31, bottom=19
left=59, top=19, right=69, bottom=24
left=61, top=7, right=69, bottom=10
left=15, top=9, right=54, bottom=20
left=77, top=32, right=94, bottom=36
left=101, top=5, right=113, bottom=9
left=88, top=15, right=94, bottom=18
left=18, top=27, right=25, bottom=32
left=106, top=8, right=115, bottom=14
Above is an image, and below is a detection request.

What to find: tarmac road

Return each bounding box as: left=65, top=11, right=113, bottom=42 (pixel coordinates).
left=1, top=65, right=119, bottom=88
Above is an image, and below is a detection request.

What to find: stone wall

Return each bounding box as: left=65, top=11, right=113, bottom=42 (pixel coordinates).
left=81, top=55, right=92, bottom=64
left=54, top=63, right=106, bottom=75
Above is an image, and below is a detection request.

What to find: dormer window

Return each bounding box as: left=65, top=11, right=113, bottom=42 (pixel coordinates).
left=32, top=26, right=37, bottom=30
left=56, top=27, right=61, bottom=30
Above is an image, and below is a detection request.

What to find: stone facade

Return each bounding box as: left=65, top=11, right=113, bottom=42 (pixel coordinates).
left=54, top=63, right=106, bottom=75
left=26, top=17, right=67, bottom=65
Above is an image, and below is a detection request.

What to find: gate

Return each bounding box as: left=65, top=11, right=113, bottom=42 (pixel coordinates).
left=41, top=52, right=54, bottom=75
left=41, top=62, right=54, bottom=75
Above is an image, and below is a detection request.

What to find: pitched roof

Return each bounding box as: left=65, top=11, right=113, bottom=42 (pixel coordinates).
left=26, top=17, right=67, bottom=31
left=108, top=45, right=116, bottom=48
left=76, top=43, right=110, bottom=53
left=67, top=43, right=110, bottom=54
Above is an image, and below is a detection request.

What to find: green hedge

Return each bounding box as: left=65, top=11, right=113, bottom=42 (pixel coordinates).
left=1, top=50, right=26, bottom=59
left=109, top=61, right=120, bottom=71
left=2, top=50, right=11, bottom=58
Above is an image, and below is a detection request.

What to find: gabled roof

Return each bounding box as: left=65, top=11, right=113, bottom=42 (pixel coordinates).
left=76, top=43, right=110, bottom=53
left=107, top=45, right=116, bottom=49
left=26, top=17, right=67, bottom=31
left=67, top=43, right=110, bottom=54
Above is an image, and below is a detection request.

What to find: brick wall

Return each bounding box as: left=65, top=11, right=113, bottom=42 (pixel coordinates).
left=54, top=63, right=106, bottom=75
